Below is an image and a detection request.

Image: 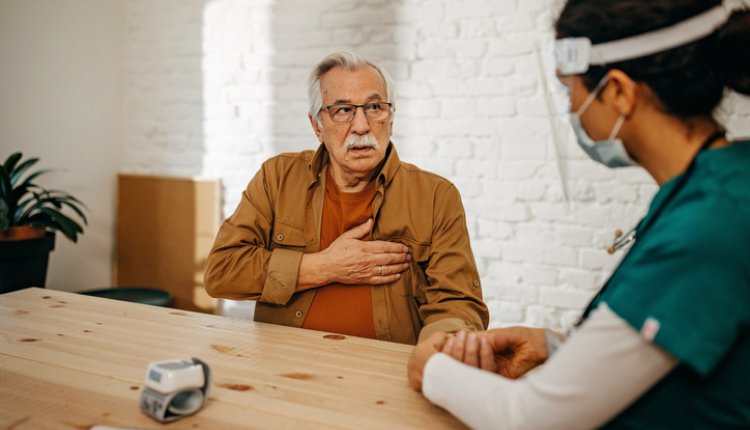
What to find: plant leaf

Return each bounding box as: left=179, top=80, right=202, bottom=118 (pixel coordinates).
left=9, top=157, right=39, bottom=185
left=16, top=196, right=44, bottom=224
left=40, top=189, right=88, bottom=208
left=59, top=200, right=88, bottom=224
left=3, top=152, right=22, bottom=173
left=24, top=212, right=57, bottom=231
left=39, top=207, right=82, bottom=242
left=0, top=200, right=9, bottom=231
left=18, top=193, right=88, bottom=226
left=24, top=211, right=53, bottom=224
left=16, top=169, right=51, bottom=190
left=14, top=197, right=35, bottom=223
left=40, top=206, right=83, bottom=232
left=0, top=165, right=11, bottom=203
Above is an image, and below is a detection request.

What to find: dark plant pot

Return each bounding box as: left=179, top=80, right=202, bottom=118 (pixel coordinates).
left=0, top=232, right=55, bottom=294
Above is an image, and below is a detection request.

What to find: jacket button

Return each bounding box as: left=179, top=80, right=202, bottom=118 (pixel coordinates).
left=473, top=280, right=480, bottom=287
left=277, top=233, right=284, bottom=241
left=295, top=310, right=303, bottom=318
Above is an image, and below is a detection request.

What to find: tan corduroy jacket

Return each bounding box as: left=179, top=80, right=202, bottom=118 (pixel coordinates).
left=204, top=143, right=489, bottom=344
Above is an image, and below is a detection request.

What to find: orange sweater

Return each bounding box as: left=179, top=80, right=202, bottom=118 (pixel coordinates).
left=301, top=171, right=378, bottom=338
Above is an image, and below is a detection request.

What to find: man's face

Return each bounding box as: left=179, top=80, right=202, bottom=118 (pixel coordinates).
left=310, top=66, right=393, bottom=180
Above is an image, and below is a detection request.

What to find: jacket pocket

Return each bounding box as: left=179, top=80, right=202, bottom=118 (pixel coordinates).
left=269, top=219, right=306, bottom=250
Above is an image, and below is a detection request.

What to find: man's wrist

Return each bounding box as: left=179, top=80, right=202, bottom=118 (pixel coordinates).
left=298, top=252, right=329, bottom=290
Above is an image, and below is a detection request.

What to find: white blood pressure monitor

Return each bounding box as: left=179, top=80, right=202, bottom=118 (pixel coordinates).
left=140, top=358, right=211, bottom=422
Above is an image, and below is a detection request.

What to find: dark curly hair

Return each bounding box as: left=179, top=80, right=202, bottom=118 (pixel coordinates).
left=555, top=0, right=750, bottom=119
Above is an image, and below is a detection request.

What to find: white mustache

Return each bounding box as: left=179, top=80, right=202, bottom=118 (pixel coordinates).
left=344, top=134, right=378, bottom=151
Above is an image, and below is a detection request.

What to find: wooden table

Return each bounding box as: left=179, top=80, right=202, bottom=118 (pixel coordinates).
left=0, top=288, right=465, bottom=429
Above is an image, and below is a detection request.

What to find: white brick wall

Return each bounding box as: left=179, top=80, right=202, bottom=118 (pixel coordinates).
left=123, top=0, right=750, bottom=331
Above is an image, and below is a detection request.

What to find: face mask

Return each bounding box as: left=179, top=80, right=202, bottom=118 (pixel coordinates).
left=570, top=76, right=637, bottom=168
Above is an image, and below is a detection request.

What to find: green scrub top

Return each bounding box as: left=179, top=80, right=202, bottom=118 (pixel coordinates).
left=591, top=141, right=750, bottom=429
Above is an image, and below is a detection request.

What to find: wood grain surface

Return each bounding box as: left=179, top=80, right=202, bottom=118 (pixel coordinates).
left=0, top=288, right=465, bottom=429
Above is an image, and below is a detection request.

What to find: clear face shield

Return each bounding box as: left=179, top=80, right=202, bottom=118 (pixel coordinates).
left=538, top=39, right=573, bottom=121
left=535, top=38, right=575, bottom=201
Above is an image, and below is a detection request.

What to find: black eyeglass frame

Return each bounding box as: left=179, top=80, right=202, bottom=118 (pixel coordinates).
left=319, top=102, right=394, bottom=123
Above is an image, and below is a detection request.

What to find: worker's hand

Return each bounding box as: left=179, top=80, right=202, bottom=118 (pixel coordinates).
left=299, top=219, right=411, bottom=288
left=407, top=332, right=449, bottom=392
left=442, top=327, right=553, bottom=379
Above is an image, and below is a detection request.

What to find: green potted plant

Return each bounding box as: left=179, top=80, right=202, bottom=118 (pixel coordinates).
left=0, top=152, right=87, bottom=293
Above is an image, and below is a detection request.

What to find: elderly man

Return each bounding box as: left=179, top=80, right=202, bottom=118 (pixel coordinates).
left=204, top=52, right=488, bottom=344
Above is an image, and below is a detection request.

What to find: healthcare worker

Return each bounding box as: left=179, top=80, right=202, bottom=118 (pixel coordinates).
left=407, top=1, right=750, bottom=429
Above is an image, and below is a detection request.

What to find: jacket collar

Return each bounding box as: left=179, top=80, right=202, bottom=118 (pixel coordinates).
left=309, top=142, right=401, bottom=188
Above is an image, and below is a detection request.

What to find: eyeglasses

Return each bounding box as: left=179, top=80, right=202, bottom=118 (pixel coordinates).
left=320, top=102, right=393, bottom=124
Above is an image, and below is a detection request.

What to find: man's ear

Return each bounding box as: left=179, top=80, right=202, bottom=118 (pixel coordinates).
left=604, top=69, right=637, bottom=117
left=309, top=114, right=324, bottom=143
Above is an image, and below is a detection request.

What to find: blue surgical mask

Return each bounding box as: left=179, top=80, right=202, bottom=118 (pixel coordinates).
left=570, top=76, right=637, bottom=168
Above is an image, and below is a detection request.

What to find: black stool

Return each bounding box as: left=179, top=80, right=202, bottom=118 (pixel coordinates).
left=79, top=287, right=173, bottom=307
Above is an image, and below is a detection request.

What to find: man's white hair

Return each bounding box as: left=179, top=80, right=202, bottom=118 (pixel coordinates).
left=308, top=51, right=396, bottom=124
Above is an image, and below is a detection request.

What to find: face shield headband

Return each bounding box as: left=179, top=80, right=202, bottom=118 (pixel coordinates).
left=554, top=0, right=747, bottom=76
